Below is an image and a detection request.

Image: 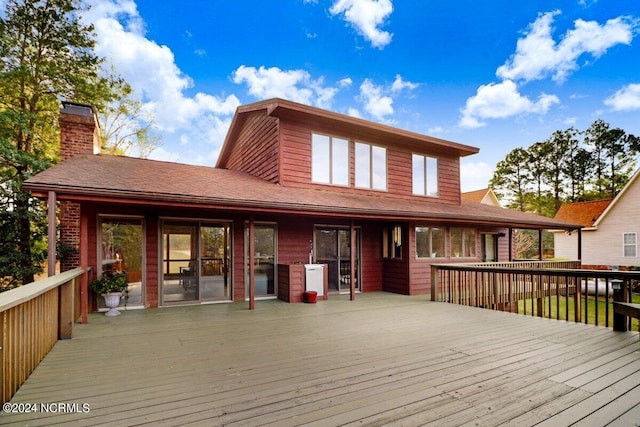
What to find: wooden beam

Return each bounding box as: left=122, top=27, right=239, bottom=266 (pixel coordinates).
left=47, top=191, right=57, bottom=277
left=80, top=209, right=89, bottom=323
left=350, top=221, right=356, bottom=301
left=508, top=228, right=513, bottom=261
left=577, top=228, right=582, bottom=262
left=249, top=218, right=255, bottom=310
left=538, top=229, right=543, bottom=260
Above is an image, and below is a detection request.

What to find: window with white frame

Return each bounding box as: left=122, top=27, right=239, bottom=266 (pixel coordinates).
left=312, top=133, right=349, bottom=186
left=412, top=154, right=438, bottom=196
left=623, top=233, right=637, bottom=257
left=415, top=226, right=445, bottom=258
left=451, top=227, right=477, bottom=257
left=355, top=142, right=387, bottom=190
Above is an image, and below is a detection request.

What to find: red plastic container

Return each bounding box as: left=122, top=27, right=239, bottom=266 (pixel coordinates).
left=304, top=291, right=318, bottom=303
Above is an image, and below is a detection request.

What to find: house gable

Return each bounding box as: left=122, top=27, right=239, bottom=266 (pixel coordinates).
left=554, top=169, right=640, bottom=267
left=217, top=98, right=477, bottom=205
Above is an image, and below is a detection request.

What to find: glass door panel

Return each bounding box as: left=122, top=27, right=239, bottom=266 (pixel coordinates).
left=338, top=229, right=360, bottom=293
left=245, top=224, right=277, bottom=298
left=99, top=218, right=144, bottom=307
left=315, top=227, right=360, bottom=294
left=162, top=223, right=197, bottom=303
left=200, top=225, right=231, bottom=300
left=315, top=229, right=339, bottom=292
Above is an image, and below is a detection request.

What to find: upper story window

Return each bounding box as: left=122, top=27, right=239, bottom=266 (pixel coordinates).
left=312, top=133, right=349, bottom=186
left=623, top=233, right=637, bottom=257
left=412, top=154, right=438, bottom=197
left=451, top=227, right=477, bottom=258
left=355, top=142, right=387, bottom=191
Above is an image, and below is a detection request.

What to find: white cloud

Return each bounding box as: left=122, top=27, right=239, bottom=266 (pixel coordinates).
left=390, top=74, right=419, bottom=93
left=604, top=83, right=640, bottom=111
left=355, top=75, right=418, bottom=121
left=497, top=10, right=635, bottom=83
left=338, top=77, right=353, bottom=88
left=231, top=65, right=340, bottom=109
left=460, top=80, right=559, bottom=128
left=360, top=79, right=393, bottom=119
left=329, top=0, right=393, bottom=49
left=83, top=0, right=240, bottom=165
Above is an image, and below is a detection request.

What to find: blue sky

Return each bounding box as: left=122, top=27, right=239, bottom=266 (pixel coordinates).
left=22, top=1, right=640, bottom=190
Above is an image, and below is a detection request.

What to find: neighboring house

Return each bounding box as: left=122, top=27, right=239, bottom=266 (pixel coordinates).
left=462, top=188, right=502, bottom=207
left=554, top=170, right=640, bottom=269
left=25, top=99, right=578, bottom=318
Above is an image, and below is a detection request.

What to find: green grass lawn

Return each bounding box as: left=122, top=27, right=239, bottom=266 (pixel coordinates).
left=517, top=293, right=640, bottom=330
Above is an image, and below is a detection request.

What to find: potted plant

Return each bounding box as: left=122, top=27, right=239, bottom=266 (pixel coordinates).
left=91, top=271, right=129, bottom=316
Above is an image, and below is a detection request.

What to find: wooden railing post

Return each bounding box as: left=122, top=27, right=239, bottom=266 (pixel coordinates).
left=612, top=279, right=627, bottom=332
left=58, top=276, right=75, bottom=339
left=431, top=265, right=439, bottom=301
left=0, top=311, right=4, bottom=404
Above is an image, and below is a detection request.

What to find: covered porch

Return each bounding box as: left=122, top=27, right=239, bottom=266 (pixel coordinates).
left=5, top=292, right=639, bottom=426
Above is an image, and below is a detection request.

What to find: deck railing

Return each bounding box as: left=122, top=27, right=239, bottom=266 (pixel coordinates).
left=0, top=268, right=84, bottom=403
left=431, top=261, right=640, bottom=329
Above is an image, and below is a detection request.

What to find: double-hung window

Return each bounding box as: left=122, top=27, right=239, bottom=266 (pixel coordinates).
left=623, top=233, right=637, bottom=257
left=412, top=154, right=438, bottom=197
left=355, top=142, right=387, bottom=190
left=312, top=133, right=349, bottom=186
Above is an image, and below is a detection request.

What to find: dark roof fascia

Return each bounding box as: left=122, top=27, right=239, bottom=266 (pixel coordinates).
left=266, top=99, right=480, bottom=157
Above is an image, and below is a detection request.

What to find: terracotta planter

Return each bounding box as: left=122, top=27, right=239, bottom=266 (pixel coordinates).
left=102, top=292, right=122, bottom=316
left=304, top=291, right=318, bottom=304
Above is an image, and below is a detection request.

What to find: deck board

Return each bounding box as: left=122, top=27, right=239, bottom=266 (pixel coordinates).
left=3, top=293, right=640, bottom=426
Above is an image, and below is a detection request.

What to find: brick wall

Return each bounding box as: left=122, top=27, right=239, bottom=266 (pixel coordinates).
left=58, top=103, right=99, bottom=271
left=59, top=103, right=100, bottom=161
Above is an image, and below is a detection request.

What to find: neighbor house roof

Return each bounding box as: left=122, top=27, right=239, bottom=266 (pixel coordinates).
left=25, top=154, right=579, bottom=230
left=461, top=188, right=501, bottom=207
left=553, top=199, right=613, bottom=228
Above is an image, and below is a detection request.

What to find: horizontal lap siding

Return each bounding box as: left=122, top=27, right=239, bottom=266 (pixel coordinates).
left=279, top=121, right=311, bottom=186
left=360, top=222, right=383, bottom=292
left=224, top=112, right=279, bottom=182
left=277, top=217, right=314, bottom=264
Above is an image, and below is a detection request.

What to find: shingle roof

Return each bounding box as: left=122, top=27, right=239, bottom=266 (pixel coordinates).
left=553, top=199, right=612, bottom=228
left=25, top=155, right=579, bottom=230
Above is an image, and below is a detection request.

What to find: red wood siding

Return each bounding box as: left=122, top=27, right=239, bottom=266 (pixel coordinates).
left=232, top=218, right=246, bottom=302
left=279, top=121, right=311, bottom=187
left=360, top=222, right=383, bottom=292
left=223, top=112, right=280, bottom=183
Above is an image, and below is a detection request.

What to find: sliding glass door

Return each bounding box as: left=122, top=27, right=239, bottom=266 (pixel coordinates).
left=314, top=227, right=360, bottom=293
left=99, top=217, right=144, bottom=307
left=161, top=221, right=231, bottom=304
left=245, top=223, right=277, bottom=298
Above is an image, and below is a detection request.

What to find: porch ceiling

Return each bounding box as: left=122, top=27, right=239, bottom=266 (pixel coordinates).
left=25, top=154, right=580, bottom=229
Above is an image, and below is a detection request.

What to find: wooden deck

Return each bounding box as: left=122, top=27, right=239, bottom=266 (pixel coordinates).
left=4, top=293, right=640, bottom=426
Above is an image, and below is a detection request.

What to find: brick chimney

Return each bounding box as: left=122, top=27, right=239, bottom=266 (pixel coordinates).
left=59, top=102, right=101, bottom=161
left=58, top=102, right=100, bottom=271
